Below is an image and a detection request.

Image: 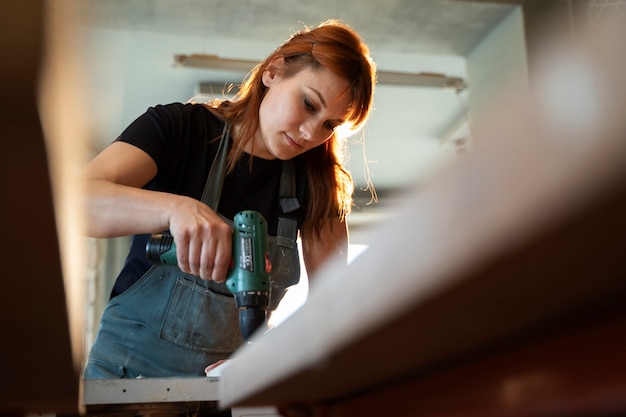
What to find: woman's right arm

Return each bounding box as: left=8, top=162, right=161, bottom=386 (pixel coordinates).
left=81, top=141, right=232, bottom=282
left=83, top=141, right=170, bottom=238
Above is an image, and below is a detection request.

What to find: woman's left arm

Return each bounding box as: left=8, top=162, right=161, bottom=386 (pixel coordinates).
left=301, top=217, right=349, bottom=282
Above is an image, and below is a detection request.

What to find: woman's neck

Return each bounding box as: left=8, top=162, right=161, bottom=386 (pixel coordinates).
left=233, top=124, right=276, bottom=160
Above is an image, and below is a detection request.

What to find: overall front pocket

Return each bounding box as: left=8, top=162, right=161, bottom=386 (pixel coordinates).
left=160, top=276, right=243, bottom=353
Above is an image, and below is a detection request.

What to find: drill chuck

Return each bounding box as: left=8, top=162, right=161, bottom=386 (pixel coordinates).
left=234, top=291, right=270, bottom=340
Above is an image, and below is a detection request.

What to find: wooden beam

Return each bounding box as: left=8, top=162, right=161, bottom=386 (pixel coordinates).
left=219, top=17, right=626, bottom=414
left=0, top=1, right=79, bottom=415
left=174, top=54, right=467, bottom=90
left=449, top=0, right=523, bottom=4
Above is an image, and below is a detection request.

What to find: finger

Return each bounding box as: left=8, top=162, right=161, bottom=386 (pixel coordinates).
left=211, top=229, right=232, bottom=283
left=199, top=237, right=217, bottom=281
left=204, top=359, right=228, bottom=374
left=188, top=234, right=205, bottom=277
left=175, top=234, right=191, bottom=274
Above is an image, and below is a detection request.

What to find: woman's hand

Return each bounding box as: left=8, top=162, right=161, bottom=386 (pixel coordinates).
left=205, top=359, right=229, bottom=377
left=166, top=196, right=232, bottom=282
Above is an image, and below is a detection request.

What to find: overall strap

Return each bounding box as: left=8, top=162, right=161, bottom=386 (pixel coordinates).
left=199, top=123, right=300, bottom=244
left=277, top=160, right=300, bottom=244
left=200, top=122, right=231, bottom=210
left=198, top=122, right=231, bottom=293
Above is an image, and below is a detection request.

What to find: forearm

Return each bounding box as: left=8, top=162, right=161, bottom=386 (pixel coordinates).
left=302, top=218, right=348, bottom=280
left=84, top=178, right=178, bottom=238
left=81, top=141, right=232, bottom=281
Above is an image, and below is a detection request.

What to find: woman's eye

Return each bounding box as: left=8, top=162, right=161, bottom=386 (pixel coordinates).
left=303, top=97, right=315, bottom=112
left=303, top=96, right=336, bottom=132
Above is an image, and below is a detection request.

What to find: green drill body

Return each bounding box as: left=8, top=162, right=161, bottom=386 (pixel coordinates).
left=146, top=210, right=271, bottom=340
left=226, top=210, right=271, bottom=294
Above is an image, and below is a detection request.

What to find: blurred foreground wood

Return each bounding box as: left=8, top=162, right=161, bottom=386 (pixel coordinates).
left=220, top=20, right=626, bottom=417
left=0, top=2, right=80, bottom=415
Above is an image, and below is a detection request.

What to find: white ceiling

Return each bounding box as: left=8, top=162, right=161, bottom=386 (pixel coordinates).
left=71, top=0, right=518, bottom=235
left=78, top=0, right=516, bottom=55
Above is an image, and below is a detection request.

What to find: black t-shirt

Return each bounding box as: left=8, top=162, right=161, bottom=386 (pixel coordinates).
left=109, top=102, right=306, bottom=298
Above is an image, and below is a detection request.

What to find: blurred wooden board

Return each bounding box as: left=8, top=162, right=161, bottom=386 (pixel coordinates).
left=0, top=2, right=79, bottom=415
left=221, top=143, right=626, bottom=411
left=83, top=377, right=221, bottom=416
left=220, top=21, right=626, bottom=414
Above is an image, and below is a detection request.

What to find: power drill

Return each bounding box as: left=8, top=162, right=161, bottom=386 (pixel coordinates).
left=145, top=210, right=272, bottom=340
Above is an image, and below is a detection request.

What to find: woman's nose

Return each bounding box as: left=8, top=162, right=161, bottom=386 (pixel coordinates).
left=299, top=125, right=309, bottom=141
left=300, top=120, right=322, bottom=142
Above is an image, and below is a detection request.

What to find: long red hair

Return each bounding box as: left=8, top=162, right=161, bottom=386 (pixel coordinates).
left=214, top=19, right=376, bottom=238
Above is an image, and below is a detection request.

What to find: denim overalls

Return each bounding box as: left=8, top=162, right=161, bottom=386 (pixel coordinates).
left=85, top=124, right=301, bottom=378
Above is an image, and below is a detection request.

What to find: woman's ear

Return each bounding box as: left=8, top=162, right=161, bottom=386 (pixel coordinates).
left=262, top=56, right=285, bottom=87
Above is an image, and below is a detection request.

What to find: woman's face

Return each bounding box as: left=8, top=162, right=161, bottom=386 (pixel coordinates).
left=252, top=62, right=352, bottom=160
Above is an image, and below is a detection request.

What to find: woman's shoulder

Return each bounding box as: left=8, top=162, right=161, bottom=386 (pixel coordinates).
left=152, top=101, right=224, bottom=121
left=146, top=102, right=226, bottom=139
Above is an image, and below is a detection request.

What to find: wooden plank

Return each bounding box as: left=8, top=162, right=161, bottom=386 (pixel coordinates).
left=221, top=139, right=626, bottom=408
left=220, top=18, right=626, bottom=412
left=0, top=2, right=79, bottom=415
left=83, top=378, right=221, bottom=415
left=317, top=308, right=626, bottom=417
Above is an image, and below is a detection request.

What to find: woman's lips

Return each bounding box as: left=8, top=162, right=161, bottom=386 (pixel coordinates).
left=285, top=133, right=303, bottom=150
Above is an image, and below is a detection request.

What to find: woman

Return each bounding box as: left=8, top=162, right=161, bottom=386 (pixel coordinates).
left=83, top=19, right=376, bottom=378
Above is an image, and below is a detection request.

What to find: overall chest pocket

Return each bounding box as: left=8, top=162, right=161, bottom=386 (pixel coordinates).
left=160, top=275, right=244, bottom=353
left=267, top=235, right=301, bottom=311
